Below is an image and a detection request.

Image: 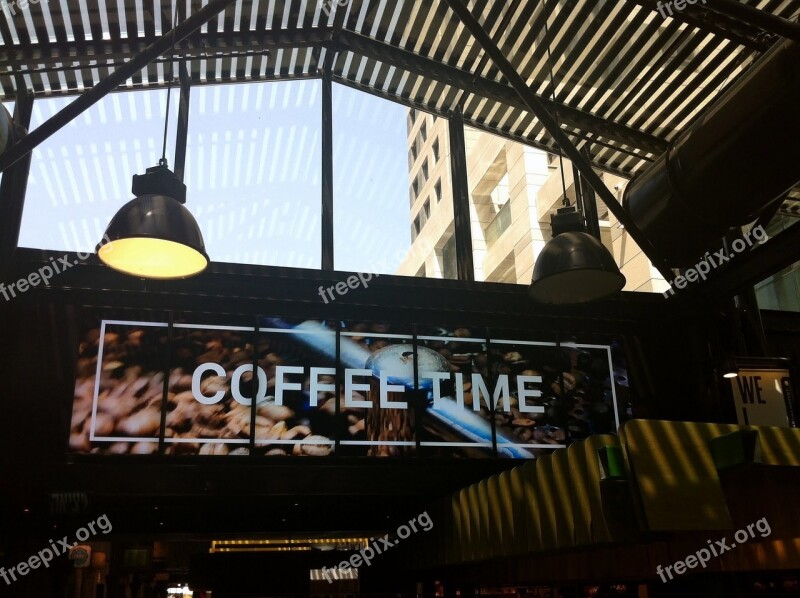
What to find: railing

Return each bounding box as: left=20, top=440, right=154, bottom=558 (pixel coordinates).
left=485, top=201, right=511, bottom=246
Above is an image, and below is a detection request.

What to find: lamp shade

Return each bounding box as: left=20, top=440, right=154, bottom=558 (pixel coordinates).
left=97, top=194, right=209, bottom=279
left=529, top=231, right=625, bottom=304
left=0, top=102, right=15, bottom=158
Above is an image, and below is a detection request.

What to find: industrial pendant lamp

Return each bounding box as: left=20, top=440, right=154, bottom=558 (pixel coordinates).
left=97, top=6, right=208, bottom=279
left=97, top=164, right=208, bottom=279
left=528, top=22, right=624, bottom=304
left=529, top=209, right=626, bottom=304
left=0, top=101, right=15, bottom=159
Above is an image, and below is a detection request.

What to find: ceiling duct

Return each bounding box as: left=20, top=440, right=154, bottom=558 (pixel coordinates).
left=623, top=39, right=800, bottom=267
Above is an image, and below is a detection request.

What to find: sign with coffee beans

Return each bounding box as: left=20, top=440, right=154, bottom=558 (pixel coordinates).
left=70, top=316, right=626, bottom=458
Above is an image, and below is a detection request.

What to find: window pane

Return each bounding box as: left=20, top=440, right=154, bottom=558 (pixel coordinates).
left=333, top=86, right=454, bottom=278
left=399, top=107, right=457, bottom=279
left=20, top=90, right=180, bottom=252
left=755, top=215, right=800, bottom=312
left=185, top=81, right=321, bottom=268
left=465, top=126, right=550, bottom=284
left=442, top=234, right=457, bottom=280
left=19, top=82, right=322, bottom=269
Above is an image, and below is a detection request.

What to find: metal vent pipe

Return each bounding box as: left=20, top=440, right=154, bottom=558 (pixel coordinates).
left=623, top=39, right=800, bottom=266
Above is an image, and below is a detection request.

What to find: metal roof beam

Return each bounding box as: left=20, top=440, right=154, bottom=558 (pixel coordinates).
left=0, top=29, right=333, bottom=71
left=627, top=0, right=774, bottom=51
left=705, top=0, right=800, bottom=44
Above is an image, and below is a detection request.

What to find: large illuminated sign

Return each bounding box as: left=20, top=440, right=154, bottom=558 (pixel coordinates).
left=70, top=317, right=623, bottom=458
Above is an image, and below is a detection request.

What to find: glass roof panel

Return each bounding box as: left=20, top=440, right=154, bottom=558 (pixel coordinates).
left=19, top=81, right=323, bottom=269
left=183, top=79, right=322, bottom=268
left=333, top=83, right=434, bottom=276
left=20, top=90, right=180, bottom=253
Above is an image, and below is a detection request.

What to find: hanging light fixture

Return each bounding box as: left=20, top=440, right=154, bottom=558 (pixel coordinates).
left=0, top=101, right=16, bottom=159
left=528, top=21, right=625, bottom=304
left=97, top=6, right=208, bottom=280
left=97, top=166, right=208, bottom=279
left=529, top=208, right=625, bottom=304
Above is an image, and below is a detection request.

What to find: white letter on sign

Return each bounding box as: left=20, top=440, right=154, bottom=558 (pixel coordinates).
left=472, top=374, right=510, bottom=412
left=517, top=375, right=545, bottom=413
left=421, top=372, right=450, bottom=409
left=192, top=363, right=227, bottom=405
left=345, top=368, right=372, bottom=408
left=275, top=366, right=304, bottom=405
left=230, top=364, right=268, bottom=406
left=380, top=371, right=407, bottom=409
left=309, top=367, right=336, bottom=406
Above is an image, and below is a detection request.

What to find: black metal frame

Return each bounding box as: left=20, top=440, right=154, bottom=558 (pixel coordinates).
left=173, top=62, right=192, bottom=183
left=628, top=0, right=773, bottom=51
left=321, top=66, right=335, bottom=271
left=0, top=26, right=670, bottom=159
left=448, top=110, right=475, bottom=282
left=0, top=88, right=34, bottom=279
left=329, top=31, right=669, bottom=157
left=704, top=0, right=800, bottom=43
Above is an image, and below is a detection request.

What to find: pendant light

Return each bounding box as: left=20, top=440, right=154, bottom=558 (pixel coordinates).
left=528, top=21, right=625, bottom=304
left=96, top=6, right=208, bottom=280
left=719, top=358, right=739, bottom=379
left=0, top=101, right=16, bottom=159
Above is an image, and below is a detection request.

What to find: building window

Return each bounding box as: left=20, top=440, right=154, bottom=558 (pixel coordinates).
left=333, top=83, right=416, bottom=274
left=442, top=234, right=458, bottom=280
left=412, top=178, right=419, bottom=199
left=423, top=199, right=430, bottom=219
left=408, top=108, right=419, bottom=134
left=413, top=215, right=421, bottom=237
left=491, top=173, right=510, bottom=211
left=484, top=173, right=511, bottom=246
left=434, top=180, right=442, bottom=203
left=485, top=201, right=512, bottom=246
left=421, top=159, right=429, bottom=183
left=420, top=121, right=427, bottom=142
left=432, top=139, right=440, bottom=163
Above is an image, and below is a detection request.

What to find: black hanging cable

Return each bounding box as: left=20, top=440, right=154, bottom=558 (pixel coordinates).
left=543, top=10, right=569, bottom=207
left=160, top=3, right=182, bottom=167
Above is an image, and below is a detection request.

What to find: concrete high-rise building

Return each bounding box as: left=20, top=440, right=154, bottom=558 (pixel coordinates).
left=399, top=109, right=670, bottom=295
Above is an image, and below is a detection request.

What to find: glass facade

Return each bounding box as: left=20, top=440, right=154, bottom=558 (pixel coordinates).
left=755, top=216, right=800, bottom=312
left=184, top=80, right=322, bottom=268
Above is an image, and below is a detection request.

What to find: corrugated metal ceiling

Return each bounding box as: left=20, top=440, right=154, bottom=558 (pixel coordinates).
left=1, top=0, right=798, bottom=177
